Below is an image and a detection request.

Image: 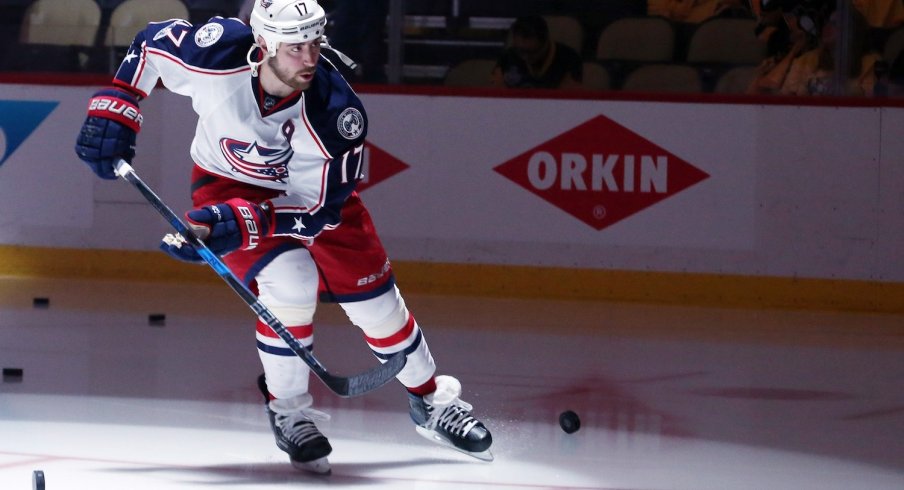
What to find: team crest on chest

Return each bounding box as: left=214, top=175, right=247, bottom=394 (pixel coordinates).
left=220, top=138, right=292, bottom=182
left=337, top=107, right=364, bottom=140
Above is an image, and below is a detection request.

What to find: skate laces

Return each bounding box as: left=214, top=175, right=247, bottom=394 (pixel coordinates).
left=269, top=394, right=329, bottom=446
left=420, top=375, right=480, bottom=436
left=426, top=398, right=479, bottom=436
left=276, top=409, right=327, bottom=446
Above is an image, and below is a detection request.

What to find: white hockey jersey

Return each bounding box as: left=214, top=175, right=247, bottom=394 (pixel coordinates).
left=113, top=17, right=367, bottom=238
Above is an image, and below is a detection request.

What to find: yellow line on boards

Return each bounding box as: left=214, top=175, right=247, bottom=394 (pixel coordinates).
left=0, top=245, right=901, bottom=314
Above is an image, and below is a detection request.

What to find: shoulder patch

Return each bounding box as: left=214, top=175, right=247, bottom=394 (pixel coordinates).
left=337, top=107, right=364, bottom=140
left=195, top=23, right=224, bottom=48
left=152, top=19, right=192, bottom=43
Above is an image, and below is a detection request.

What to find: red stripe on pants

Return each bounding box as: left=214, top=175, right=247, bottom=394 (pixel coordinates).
left=256, top=320, right=313, bottom=339
left=364, top=315, right=415, bottom=348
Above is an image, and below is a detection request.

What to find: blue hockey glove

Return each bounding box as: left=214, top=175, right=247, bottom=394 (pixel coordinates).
left=74, top=88, right=143, bottom=179
left=159, top=233, right=203, bottom=263
left=159, top=198, right=273, bottom=262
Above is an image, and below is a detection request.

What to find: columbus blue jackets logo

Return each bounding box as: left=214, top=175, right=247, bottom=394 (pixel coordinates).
left=337, top=107, right=364, bottom=140
left=220, top=138, right=291, bottom=182
left=195, top=23, right=224, bottom=47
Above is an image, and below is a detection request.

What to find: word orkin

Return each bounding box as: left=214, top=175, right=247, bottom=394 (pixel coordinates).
left=526, top=152, right=668, bottom=193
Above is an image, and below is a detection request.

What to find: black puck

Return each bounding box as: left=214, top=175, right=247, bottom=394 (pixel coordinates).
left=32, top=297, right=50, bottom=309
left=148, top=313, right=166, bottom=327
left=2, top=367, right=23, bottom=382
left=559, top=410, right=581, bottom=434
left=33, top=470, right=45, bottom=490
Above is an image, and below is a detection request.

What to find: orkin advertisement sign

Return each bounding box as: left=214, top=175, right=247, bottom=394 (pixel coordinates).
left=494, top=114, right=710, bottom=230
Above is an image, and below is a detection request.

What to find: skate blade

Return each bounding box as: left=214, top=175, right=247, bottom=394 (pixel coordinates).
left=415, top=426, right=494, bottom=462
left=291, top=456, right=331, bottom=475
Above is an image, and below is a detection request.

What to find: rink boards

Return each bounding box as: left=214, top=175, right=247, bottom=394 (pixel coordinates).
left=0, top=83, right=902, bottom=311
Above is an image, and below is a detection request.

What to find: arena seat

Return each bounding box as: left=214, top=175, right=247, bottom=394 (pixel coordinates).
left=596, top=16, right=676, bottom=63
left=6, top=0, right=101, bottom=72
left=596, top=16, right=676, bottom=89
left=581, top=61, right=611, bottom=91
left=622, top=63, right=702, bottom=93
left=105, top=0, right=189, bottom=47
left=20, top=0, right=101, bottom=46
left=714, top=65, right=758, bottom=94
left=685, top=17, right=764, bottom=65
left=444, top=58, right=496, bottom=87
left=543, top=15, right=584, bottom=54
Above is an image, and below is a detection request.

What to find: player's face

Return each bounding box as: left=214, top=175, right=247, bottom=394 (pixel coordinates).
left=267, top=39, right=321, bottom=91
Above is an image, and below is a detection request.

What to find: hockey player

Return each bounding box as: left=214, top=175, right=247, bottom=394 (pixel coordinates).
left=73, top=0, right=492, bottom=474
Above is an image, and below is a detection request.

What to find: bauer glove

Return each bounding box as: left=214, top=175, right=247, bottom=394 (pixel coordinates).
left=159, top=198, right=273, bottom=262
left=74, top=88, right=142, bottom=179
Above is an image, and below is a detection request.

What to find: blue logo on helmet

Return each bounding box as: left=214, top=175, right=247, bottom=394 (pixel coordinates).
left=0, top=100, right=58, bottom=168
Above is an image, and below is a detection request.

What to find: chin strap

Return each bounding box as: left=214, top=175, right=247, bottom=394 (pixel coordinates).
left=321, top=36, right=358, bottom=71
left=246, top=44, right=266, bottom=77
left=246, top=37, right=358, bottom=77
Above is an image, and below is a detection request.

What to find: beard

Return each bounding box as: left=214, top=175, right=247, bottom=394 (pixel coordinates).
left=265, top=56, right=313, bottom=91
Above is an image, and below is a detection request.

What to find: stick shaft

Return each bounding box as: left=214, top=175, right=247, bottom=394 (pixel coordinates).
left=114, top=159, right=405, bottom=397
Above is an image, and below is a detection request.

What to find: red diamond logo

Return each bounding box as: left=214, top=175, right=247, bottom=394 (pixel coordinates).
left=357, top=143, right=410, bottom=192
left=493, top=115, right=710, bottom=230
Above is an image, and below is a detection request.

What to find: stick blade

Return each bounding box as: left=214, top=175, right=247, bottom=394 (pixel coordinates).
left=322, top=352, right=407, bottom=398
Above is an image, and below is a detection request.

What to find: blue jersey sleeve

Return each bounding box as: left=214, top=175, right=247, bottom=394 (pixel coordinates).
left=113, top=17, right=253, bottom=98
left=270, top=142, right=366, bottom=238
left=269, top=63, right=368, bottom=238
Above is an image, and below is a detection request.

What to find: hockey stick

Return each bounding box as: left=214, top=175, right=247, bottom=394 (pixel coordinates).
left=113, top=159, right=406, bottom=398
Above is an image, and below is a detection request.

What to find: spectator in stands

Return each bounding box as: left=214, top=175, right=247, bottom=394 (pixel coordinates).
left=873, top=50, right=904, bottom=95
left=780, top=7, right=880, bottom=96
left=647, top=0, right=750, bottom=24
left=747, top=16, right=812, bottom=93
left=751, top=0, right=835, bottom=40
left=852, top=0, right=904, bottom=28
left=490, top=15, right=583, bottom=89
left=887, top=50, right=904, bottom=95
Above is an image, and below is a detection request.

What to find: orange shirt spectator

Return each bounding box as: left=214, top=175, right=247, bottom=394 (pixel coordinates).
left=853, top=0, right=904, bottom=28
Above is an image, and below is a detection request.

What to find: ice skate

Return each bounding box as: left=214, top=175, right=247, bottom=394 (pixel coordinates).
left=408, top=375, right=494, bottom=461
left=258, top=374, right=333, bottom=474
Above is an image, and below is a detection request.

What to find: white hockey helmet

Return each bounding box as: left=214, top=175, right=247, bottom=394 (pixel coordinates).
left=249, top=0, right=327, bottom=57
